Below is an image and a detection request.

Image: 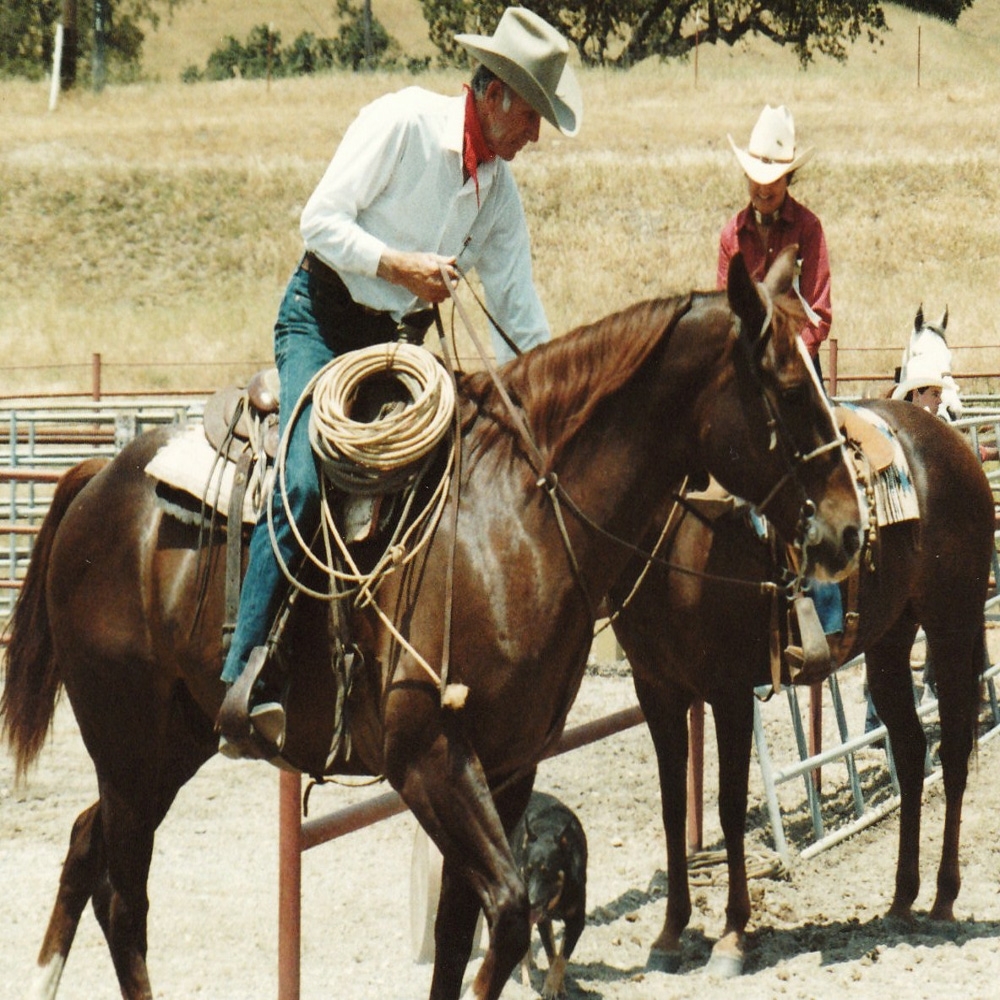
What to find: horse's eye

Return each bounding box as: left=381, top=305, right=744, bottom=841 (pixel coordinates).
left=780, top=385, right=807, bottom=406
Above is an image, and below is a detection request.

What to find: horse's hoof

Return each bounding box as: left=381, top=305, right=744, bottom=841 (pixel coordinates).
left=929, top=902, right=956, bottom=922
left=646, top=948, right=683, bottom=974
left=705, top=951, right=744, bottom=978
left=885, top=905, right=917, bottom=929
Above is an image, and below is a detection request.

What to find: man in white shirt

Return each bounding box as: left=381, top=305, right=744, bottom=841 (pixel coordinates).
left=218, top=7, right=583, bottom=757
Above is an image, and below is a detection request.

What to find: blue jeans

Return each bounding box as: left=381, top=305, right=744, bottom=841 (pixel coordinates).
left=221, top=263, right=397, bottom=684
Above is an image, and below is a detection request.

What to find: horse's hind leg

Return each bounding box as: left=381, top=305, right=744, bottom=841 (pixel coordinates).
left=62, top=676, right=214, bottom=999
left=926, top=625, right=982, bottom=920
left=92, top=780, right=160, bottom=999
left=866, top=624, right=925, bottom=920
left=30, top=802, right=106, bottom=999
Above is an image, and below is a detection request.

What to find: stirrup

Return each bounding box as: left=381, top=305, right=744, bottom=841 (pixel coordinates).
left=250, top=701, right=286, bottom=748
left=217, top=646, right=286, bottom=759
left=784, top=595, right=833, bottom=685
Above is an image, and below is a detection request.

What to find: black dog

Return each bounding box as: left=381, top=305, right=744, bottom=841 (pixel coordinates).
left=510, top=790, right=588, bottom=999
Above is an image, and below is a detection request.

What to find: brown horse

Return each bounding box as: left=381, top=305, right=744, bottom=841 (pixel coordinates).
left=610, top=398, right=994, bottom=978
left=1, top=249, right=863, bottom=1000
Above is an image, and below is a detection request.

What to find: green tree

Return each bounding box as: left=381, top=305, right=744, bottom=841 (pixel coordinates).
left=0, top=0, right=187, bottom=83
left=331, top=0, right=401, bottom=70
left=894, top=1, right=973, bottom=21
left=189, top=3, right=405, bottom=82
left=417, top=1, right=973, bottom=69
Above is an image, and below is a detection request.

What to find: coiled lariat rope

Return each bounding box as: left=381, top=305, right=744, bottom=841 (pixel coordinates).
left=309, top=343, right=455, bottom=494
left=267, top=341, right=458, bottom=693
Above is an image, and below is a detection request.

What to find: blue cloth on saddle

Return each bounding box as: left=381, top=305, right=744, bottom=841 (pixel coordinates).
left=748, top=512, right=843, bottom=634
left=808, top=580, right=844, bottom=635
left=839, top=402, right=920, bottom=525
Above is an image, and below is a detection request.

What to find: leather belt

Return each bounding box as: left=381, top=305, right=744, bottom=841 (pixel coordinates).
left=300, top=251, right=435, bottom=342
left=300, top=252, right=382, bottom=315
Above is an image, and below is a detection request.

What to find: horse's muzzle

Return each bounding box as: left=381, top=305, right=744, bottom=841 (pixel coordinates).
left=798, top=503, right=862, bottom=581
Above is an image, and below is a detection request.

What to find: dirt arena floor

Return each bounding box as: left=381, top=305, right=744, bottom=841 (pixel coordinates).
left=3, top=652, right=1000, bottom=1000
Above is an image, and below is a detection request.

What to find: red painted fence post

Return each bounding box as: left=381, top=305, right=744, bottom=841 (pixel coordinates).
left=278, top=770, right=302, bottom=1000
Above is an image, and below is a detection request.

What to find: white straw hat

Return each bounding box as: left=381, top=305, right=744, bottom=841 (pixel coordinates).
left=728, top=105, right=814, bottom=185
left=456, top=7, right=582, bottom=137
left=892, top=353, right=948, bottom=400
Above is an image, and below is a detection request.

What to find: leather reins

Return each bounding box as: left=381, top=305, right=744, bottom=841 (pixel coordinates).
left=438, top=271, right=842, bottom=615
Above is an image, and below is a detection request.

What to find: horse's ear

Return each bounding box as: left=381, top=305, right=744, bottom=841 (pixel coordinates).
left=914, top=304, right=924, bottom=332
left=940, top=305, right=948, bottom=331
left=762, top=244, right=798, bottom=298
left=727, top=252, right=766, bottom=349
left=522, top=812, right=535, bottom=842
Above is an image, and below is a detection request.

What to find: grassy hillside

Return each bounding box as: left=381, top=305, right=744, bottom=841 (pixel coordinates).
left=142, top=0, right=434, bottom=81
left=2, top=2, right=999, bottom=395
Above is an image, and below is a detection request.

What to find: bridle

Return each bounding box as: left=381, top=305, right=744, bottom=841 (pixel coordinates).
left=731, top=283, right=845, bottom=555
left=438, top=270, right=845, bottom=614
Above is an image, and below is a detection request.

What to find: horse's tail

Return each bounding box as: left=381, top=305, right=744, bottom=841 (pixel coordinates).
left=1, top=458, right=108, bottom=779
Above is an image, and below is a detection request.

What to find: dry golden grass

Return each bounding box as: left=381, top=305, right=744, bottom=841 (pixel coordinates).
left=2, top=2, right=999, bottom=395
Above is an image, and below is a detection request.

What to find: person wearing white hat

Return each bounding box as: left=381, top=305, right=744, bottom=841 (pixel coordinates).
left=719, top=106, right=841, bottom=647
left=717, top=104, right=832, bottom=380
left=890, top=352, right=947, bottom=416
left=218, top=7, right=583, bottom=758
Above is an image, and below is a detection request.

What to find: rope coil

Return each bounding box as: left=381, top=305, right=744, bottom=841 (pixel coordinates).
left=308, top=342, right=455, bottom=495
left=266, top=339, right=459, bottom=695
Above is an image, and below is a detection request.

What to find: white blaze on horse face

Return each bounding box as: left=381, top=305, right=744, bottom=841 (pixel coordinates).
left=904, top=323, right=962, bottom=419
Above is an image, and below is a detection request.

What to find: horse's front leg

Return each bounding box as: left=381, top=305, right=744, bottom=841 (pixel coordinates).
left=705, top=693, right=755, bottom=978
left=632, top=673, right=692, bottom=972
left=387, top=716, right=532, bottom=1000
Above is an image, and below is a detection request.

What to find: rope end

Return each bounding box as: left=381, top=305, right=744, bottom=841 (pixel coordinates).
left=442, top=683, right=469, bottom=710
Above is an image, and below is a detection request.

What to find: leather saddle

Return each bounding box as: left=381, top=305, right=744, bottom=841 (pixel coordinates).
left=203, top=368, right=282, bottom=463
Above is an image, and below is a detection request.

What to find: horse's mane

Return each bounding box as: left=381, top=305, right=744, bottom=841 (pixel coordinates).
left=458, top=293, right=696, bottom=471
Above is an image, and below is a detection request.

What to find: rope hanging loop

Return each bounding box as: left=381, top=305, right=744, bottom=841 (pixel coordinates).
left=308, top=341, right=456, bottom=496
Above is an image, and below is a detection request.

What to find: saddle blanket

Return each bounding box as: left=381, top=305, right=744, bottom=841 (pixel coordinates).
left=841, top=403, right=920, bottom=526
left=145, top=425, right=269, bottom=526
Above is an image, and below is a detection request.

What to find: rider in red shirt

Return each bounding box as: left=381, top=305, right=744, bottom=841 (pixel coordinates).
left=717, top=104, right=832, bottom=377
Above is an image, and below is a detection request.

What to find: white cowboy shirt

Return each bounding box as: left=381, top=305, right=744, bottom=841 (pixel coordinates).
left=300, top=86, right=549, bottom=363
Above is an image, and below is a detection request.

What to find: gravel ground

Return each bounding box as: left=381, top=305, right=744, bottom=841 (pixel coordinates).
left=3, top=658, right=1000, bottom=1000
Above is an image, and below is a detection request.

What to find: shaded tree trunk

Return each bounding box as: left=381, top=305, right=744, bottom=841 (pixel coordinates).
left=61, top=0, right=78, bottom=89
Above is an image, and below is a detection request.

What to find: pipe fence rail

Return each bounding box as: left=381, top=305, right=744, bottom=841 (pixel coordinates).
left=749, top=610, right=1000, bottom=865
left=1, top=395, right=205, bottom=618
left=3, top=342, right=1000, bottom=401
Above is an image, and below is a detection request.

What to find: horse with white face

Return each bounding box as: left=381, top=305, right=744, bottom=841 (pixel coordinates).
left=900, top=305, right=962, bottom=420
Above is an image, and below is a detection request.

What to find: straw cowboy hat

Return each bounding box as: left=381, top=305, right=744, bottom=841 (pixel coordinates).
left=728, top=105, right=814, bottom=185
left=456, top=7, right=582, bottom=136
left=892, top=352, right=948, bottom=400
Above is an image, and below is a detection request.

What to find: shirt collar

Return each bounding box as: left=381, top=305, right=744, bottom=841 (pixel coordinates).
left=737, top=193, right=798, bottom=233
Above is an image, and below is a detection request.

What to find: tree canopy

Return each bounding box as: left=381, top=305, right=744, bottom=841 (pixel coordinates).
left=418, top=1, right=975, bottom=69
left=1, top=1, right=977, bottom=82
left=0, top=0, right=186, bottom=82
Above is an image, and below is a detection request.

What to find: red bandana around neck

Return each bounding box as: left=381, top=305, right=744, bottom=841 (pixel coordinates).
left=463, top=84, right=495, bottom=206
